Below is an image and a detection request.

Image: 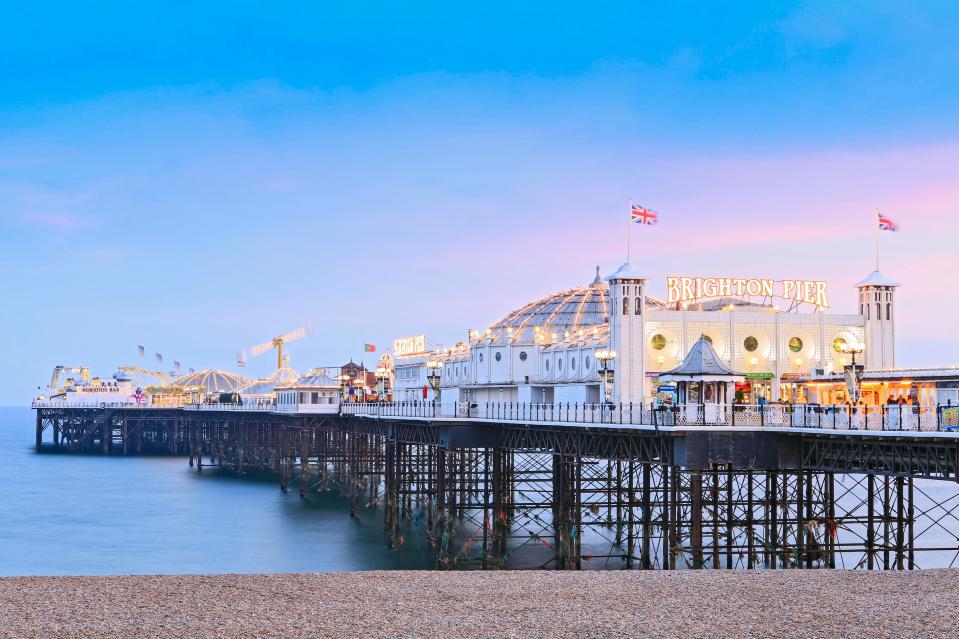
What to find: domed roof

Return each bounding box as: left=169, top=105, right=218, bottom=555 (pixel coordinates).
left=242, top=367, right=300, bottom=395
left=283, top=369, right=339, bottom=388
left=171, top=369, right=250, bottom=393
left=855, top=270, right=900, bottom=288
left=489, top=282, right=609, bottom=344
left=483, top=268, right=663, bottom=345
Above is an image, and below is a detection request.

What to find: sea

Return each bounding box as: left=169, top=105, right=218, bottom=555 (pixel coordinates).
left=0, top=407, right=431, bottom=575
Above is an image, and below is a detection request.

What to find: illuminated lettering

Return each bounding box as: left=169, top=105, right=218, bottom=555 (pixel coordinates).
left=666, top=277, right=681, bottom=304
left=665, top=276, right=829, bottom=308
left=702, top=278, right=718, bottom=297
left=815, top=281, right=829, bottom=308
left=783, top=280, right=795, bottom=300
left=393, top=335, right=427, bottom=356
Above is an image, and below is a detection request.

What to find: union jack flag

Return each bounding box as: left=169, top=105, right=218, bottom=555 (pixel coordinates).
left=878, top=213, right=898, bottom=232
left=630, top=203, right=658, bottom=225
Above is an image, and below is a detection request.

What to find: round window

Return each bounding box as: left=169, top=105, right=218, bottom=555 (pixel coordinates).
left=557, top=359, right=564, bottom=371
left=585, top=356, right=591, bottom=370
left=833, top=337, right=848, bottom=353
left=519, top=351, right=528, bottom=362
left=651, top=334, right=667, bottom=350
left=788, top=337, right=803, bottom=353
left=744, top=336, right=759, bottom=352
left=571, top=358, right=576, bottom=370
left=545, top=360, right=550, bottom=372
left=494, top=352, right=502, bottom=362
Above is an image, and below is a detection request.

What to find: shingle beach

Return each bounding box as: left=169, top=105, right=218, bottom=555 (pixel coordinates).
left=2, top=570, right=957, bottom=638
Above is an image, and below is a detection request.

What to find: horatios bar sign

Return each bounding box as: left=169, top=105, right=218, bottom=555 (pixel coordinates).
left=666, top=276, right=830, bottom=308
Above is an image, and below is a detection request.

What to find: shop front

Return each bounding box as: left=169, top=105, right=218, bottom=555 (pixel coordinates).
left=736, top=373, right=773, bottom=404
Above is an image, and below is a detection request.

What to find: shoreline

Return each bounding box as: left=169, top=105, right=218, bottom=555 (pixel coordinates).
left=3, top=570, right=958, bottom=638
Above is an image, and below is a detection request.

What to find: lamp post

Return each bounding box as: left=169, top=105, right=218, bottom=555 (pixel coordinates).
left=596, top=349, right=616, bottom=404
left=839, top=340, right=865, bottom=404
left=375, top=366, right=391, bottom=401
left=426, top=359, right=443, bottom=406
left=338, top=373, right=351, bottom=403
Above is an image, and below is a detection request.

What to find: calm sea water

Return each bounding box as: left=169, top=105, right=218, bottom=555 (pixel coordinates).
left=0, top=407, right=432, bottom=575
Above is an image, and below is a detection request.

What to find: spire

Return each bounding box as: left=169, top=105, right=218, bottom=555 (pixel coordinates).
left=592, top=265, right=602, bottom=285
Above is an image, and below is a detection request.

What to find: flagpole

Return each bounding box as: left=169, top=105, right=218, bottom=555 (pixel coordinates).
left=627, top=197, right=632, bottom=264
left=875, top=208, right=880, bottom=272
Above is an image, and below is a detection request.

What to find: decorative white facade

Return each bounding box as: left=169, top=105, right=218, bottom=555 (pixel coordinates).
left=393, top=353, right=435, bottom=402
left=394, top=263, right=900, bottom=407
left=275, top=370, right=340, bottom=414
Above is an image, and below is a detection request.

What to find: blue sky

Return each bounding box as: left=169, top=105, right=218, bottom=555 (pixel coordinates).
left=2, top=2, right=959, bottom=403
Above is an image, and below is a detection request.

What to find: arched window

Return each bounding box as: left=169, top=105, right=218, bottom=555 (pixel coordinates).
left=623, top=296, right=630, bottom=315
left=886, top=303, right=891, bottom=320
left=876, top=302, right=881, bottom=319
left=634, top=297, right=642, bottom=315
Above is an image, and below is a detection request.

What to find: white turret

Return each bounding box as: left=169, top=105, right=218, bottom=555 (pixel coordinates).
left=855, top=271, right=899, bottom=370
left=605, top=263, right=646, bottom=405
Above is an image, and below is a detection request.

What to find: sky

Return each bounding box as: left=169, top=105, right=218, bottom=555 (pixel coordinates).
left=2, top=2, right=959, bottom=403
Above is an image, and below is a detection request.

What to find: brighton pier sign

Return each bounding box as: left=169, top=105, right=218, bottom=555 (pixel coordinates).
left=666, top=276, right=830, bottom=308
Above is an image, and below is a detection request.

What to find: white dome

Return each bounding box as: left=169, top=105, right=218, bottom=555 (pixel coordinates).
left=171, top=369, right=250, bottom=393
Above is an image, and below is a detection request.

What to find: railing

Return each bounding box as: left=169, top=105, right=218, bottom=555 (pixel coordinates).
left=31, top=400, right=155, bottom=409
left=342, top=401, right=959, bottom=433
left=184, top=402, right=276, bottom=412
left=33, top=399, right=959, bottom=433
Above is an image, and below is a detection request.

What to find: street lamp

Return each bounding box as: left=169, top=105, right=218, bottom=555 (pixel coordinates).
left=375, top=366, right=391, bottom=401
left=596, top=349, right=616, bottom=404
left=338, top=373, right=352, bottom=403
left=838, top=340, right=865, bottom=404
left=426, top=360, right=443, bottom=404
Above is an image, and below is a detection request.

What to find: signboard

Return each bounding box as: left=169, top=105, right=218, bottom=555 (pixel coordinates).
left=655, top=385, right=677, bottom=407
left=666, top=276, right=829, bottom=308
left=745, top=372, right=774, bottom=380
left=393, top=335, right=427, bottom=357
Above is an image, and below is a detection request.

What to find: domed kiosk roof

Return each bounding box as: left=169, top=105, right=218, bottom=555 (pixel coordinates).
left=279, top=369, right=339, bottom=389
left=171, top=369, right=250, bottom=393
left=242, top=366, right=300, bottom=395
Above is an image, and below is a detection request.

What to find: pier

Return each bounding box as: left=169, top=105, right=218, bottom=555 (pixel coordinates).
left=33, top=401, right=959, bottom=571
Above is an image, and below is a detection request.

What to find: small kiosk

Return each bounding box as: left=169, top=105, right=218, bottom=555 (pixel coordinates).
left=658, top=336, right=745, bottom=423
left=275, top=370, right=341, bottom=414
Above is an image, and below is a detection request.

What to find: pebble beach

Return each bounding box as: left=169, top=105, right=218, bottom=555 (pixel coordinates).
left=2, top=570, right=957, bottom=638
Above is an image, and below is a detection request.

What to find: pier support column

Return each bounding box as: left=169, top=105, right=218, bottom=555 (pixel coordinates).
left=300, top=428, right=310, bottom=499
left=690, top=471, right=704, bottom=569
